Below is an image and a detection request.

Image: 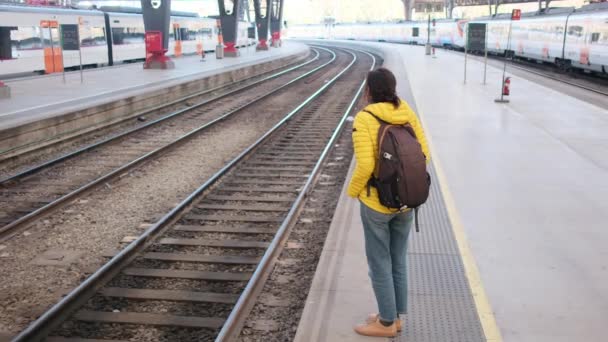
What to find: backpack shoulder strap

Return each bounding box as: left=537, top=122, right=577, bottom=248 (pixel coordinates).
left=414, top=207, right=421, bottom=233
left=362, top=109, right=389, bottom=125
left=362, top=109, right=392, bottom=197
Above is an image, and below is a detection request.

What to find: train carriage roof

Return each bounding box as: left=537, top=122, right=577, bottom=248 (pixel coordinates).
left=0, top=4, right=199, bottom=18
left=577, top=2, right=608, bottom=12
left=477, top=3, right=607, bottom=22
left=0, top=4, right=105, bottom=17
left=97, top=6, right=199, bottom=18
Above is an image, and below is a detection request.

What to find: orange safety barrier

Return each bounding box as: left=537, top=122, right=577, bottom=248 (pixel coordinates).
left=174, top=40, right=182, bottom=57
left=173, top=23, right=182, bottom=57
left=44, top=47, right=64, bottom=74
left=41, top=20, right=63, bottom=74
left=580, top=47, right=590, bottom=65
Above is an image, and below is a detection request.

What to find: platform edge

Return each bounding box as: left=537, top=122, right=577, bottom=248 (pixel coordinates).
left=417, top=108, right=504, bottom=342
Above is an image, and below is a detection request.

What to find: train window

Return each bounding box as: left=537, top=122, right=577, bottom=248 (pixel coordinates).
left=600, top=30, right=608, bottom=44
left=0, top=27, right=14, bottom=60
left=80, top=26, right=106, bottom=47
left=199, top=28, right=213, bottom=38
left=591, top=32, right=600, bottom=43
left=412, top=27, right=419, bottom=37
left=124, top=27, right=144, bottom=44
left=112, top=28, right=125, bottom=44
left=10, top=26, right=43, bottom=52
left=567, top=25, right=583, bottom=38
left=187, top=28, right=198, bottom=41
left=178, top=28, right=196, bottom=41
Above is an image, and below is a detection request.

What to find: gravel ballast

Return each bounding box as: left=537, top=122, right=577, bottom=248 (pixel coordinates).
left=0, top=64, right=333, bottom=334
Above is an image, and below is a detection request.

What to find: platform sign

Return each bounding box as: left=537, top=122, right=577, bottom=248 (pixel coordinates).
left=58, top=24, right=83, bottom=83
left=512, top=9, right=521, bottom=21
left=60, top=24, right=80, bottom=51
left=145, top=31, right=163, bottom=53
left=466, top=23, right=486, bottom=51
left=40, top=20, right=58, bottom=28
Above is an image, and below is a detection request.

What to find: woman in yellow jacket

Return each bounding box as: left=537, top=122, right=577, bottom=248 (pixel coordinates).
left=348, top=68, right=430, bottom=337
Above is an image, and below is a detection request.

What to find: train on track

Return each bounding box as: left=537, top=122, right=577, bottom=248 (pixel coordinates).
left=288, top=3, right=608, bottom=74
left=0, top=5, right=252, bottom=77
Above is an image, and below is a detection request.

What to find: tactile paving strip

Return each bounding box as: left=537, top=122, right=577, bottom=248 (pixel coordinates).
left=396, top=164, right=485, bottom=342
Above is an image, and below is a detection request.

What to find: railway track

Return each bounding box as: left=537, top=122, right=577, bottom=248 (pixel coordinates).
left=447, top=48, right=608, bottom=96
left=0, top=52, right=313, bottom=168
left=313, top=39, right=608, bottom=96
left=505, top=60, right=608, bottom=96
left=10, top=47, right=376, bottom=341
left=0, top=47, right=337, bottom=243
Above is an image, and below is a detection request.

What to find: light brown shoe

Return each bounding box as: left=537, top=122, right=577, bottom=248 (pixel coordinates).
left=354, top=317, right=397, bottom=337
left=367, top=313, right=402, bottom=331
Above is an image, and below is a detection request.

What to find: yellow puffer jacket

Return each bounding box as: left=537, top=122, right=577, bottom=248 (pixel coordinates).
left=347, top=100, right=430, bottom=214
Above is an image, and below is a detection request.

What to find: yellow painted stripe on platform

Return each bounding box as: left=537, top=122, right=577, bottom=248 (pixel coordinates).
left=418, top=111, right=503, bottom=342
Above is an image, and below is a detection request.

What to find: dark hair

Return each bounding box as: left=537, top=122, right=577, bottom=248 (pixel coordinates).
left=366, top=67, right=400, bottom=108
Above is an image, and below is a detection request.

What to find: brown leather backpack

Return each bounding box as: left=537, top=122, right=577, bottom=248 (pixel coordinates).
left=364, top=110, right=431, bottom=232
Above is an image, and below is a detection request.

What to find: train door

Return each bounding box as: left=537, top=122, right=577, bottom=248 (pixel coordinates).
left=412, top=27, right=419, bottom=44
left=0, top=27, right=13, bottom=61
left=173, top=22, right=182, bottom=57
left=40, top=20, right=63, bottom=74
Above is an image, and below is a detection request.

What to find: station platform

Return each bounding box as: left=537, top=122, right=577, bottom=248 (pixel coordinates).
left=295, top=41, right=608, bottom=342
left=0, top=42, right=309, bottom=158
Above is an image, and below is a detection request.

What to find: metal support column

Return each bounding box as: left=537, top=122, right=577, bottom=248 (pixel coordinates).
left=141, top=0, right=174, bottom=69
left=253, top=0, right=270, bottom=50
left=269, top=0, right=284, bottom=47
left=402, top=0, right=414, bottom=21
left=446, top=0, right=454, bottom=18
left=218, top=0, right=241, bottom=57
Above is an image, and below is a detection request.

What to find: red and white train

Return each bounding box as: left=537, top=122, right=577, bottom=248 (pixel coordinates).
left=288, top=3, right=608, bottom=74
left=0, top=4, right=252, bottom=77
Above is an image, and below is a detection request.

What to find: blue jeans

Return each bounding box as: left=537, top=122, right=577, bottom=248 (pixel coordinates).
left=360, top=202, right=413, bottom=322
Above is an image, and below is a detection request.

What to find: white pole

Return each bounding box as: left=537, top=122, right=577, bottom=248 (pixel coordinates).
left=61, top=52, right=66, bottom=84
left=483, top=24, right=488, bottom=85
left=78, top=17, right=83, bottom=83
left=79, top=47, right=83, bottom=84
left=464, top=43, right=468, bottom=84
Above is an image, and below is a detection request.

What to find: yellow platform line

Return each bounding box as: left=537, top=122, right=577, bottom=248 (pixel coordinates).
left=418, top=110, right=503, bottom=342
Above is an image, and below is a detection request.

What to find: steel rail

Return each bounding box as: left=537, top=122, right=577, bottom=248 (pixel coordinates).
left=0, top=48, right=334, bottom=243
left=10, top=46, right=348, bottom=342
left=215, top=48, right=377, bottom=341
left=0, top=49, right=321, bottom=185
left=307, top=39, right=608, bottom=97
left=506, top=62, right=608, bottom=96
left=0, top=50, right=317, bottom=159
left=439, top=47, right=608, bottom=96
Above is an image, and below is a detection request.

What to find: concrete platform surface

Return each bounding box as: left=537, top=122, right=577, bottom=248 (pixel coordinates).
left=294, top=41, right=608, bottom=342
left=0, top=42, right=308, bottom=130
